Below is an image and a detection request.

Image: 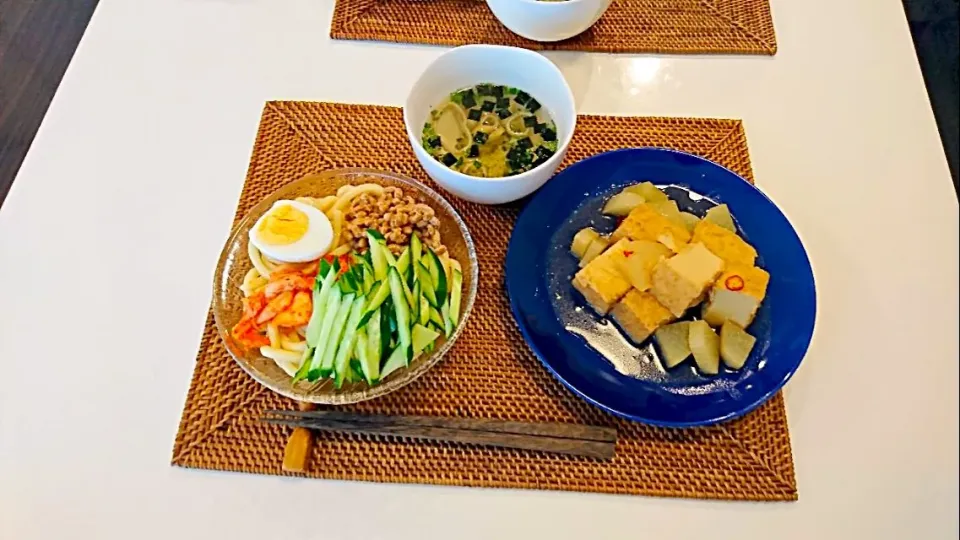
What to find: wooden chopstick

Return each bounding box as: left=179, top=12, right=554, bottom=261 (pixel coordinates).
left=281, top=402, right=316, bottom=473
left=263, top=410, right=617, bottom=460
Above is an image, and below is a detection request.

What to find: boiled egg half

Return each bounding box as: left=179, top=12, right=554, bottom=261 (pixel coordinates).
left=249, top=200, right=333, bottom=263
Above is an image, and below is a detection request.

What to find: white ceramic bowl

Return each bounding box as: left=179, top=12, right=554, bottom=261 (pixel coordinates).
left=403, top=45, right=576, bottom=205
left=486, top=0, right=613, bottom=42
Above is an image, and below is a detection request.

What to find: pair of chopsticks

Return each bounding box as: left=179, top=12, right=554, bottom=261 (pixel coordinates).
left=269, top=409, right=617, bottom=463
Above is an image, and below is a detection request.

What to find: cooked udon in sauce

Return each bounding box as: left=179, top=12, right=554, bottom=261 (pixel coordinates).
left=421, top=84, right=558, bottom=178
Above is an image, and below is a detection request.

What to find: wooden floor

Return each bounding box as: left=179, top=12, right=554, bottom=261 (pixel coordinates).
left=0, top=1, right=956, bottom=209
left=0, top=0, right=99, bottom=206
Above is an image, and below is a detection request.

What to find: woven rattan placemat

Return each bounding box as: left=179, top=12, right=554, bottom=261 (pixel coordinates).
left=172, top=101, right=797, bottom=500
left=330, top=0, right=777, bottom=55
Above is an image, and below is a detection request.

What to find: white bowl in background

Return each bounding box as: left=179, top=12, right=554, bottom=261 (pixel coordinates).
left=486, top=0, right=613, bottom=43
left=403, top=45, right=576, bottom=205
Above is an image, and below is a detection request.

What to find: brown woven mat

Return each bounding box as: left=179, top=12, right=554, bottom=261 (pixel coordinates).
left=331, top=0, right=777, bottom=55
left=172, top=101, right=797, bottom=501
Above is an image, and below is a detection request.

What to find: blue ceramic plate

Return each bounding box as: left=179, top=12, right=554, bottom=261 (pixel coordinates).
left=506, top=148, right=816, bottom=426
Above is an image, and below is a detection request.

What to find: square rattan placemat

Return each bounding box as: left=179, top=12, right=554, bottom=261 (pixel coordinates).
left=172, top=101, right=797, bottom=501
left=330, top=0, right=777, bottom=55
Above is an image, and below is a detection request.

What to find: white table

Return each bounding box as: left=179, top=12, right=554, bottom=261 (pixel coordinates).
left=1, top=1, right=957, bottom=538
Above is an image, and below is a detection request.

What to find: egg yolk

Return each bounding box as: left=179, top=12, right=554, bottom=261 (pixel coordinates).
left=257, top=204, right=308, bottom=245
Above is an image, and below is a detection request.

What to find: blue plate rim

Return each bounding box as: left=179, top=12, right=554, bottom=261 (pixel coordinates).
left=505, top=147, right=817, bottom=427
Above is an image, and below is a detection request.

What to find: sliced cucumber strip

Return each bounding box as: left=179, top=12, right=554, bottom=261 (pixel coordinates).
left=410, top=233, right=423, bottom=268
left=357, top=254, right=374, bottom=274
left=396, top=246, right=411, bottom=277
left=368, top=279, right=390, bottom=308
left=387, top=268, right=412, bottom=355
left=418, top=262, right=438, bottom=306
left=412, top=324, right=440, bottom=354
left=382, top=245, right=398, bottom=267
left=450, top=269, right=463, bottom=326
left=355, top=331, right=379, bottom=385
left=360, top=261, right=375, bottom=293
left=428, top=306, right=444, bottom=329
left=426, top=249, right=447, bottom=307
left=380, top=345, right=407, bottom=379
left=441, top=299, right=453, bottom=338
left=348, top=359, right=364, bottom=383
left=317, top=292, right=356, bottom=377
left=439, top=253, right=453, bottom=294
left=399, top=270, right=417, bottom=309
left=366, top=308, right=382, bottom=369
left=385, top=303, right=397, bottom=341
left=291, top=346, right=314, bottom=383
left=419, top=294, right=430, bottom=326
left=412, top=280, right=421, bottom=325
left=357, top=280, right=389, bottom=328
left=367, top=231, right=387, bottom=280
left=305, top=267, right=338, bottom=345
left=379, top=305, right=392, bottom=364
left=426, top=253, right=441, bottom=285
left=306, top=286, right=343, bottom=379
left=340, top=270, right=359, bottom=294
left=333, top=295, right=366, bottom=388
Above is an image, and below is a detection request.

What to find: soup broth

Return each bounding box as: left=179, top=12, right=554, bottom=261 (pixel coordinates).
left=422, top=84, right=558, bottom=178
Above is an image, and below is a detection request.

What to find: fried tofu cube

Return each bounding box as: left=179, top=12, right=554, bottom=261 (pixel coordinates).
left=702, top=264, right=770, bottom=328
left=715, top=264, right=770, bottom=300
left=573, top=266, right=631, bottom=315
left=691, top=220, right=757, bottom=266
left=572, top=240, right=633, bottom=314
left=611, top=290, right=674, bottom=344
left=611, top=204, right=691, bottom=252
left=590, top=238, right=634, bottom=266
left=650, top=243, right=725, bottom=317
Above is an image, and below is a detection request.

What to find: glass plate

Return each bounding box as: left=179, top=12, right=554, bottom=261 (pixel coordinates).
left=212, top=168, right=478, bottom=404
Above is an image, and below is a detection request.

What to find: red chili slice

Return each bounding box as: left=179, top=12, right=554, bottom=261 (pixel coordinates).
left=725, top=275, right=745, bottom=291
left=623, top=250, right=634, bottom=258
